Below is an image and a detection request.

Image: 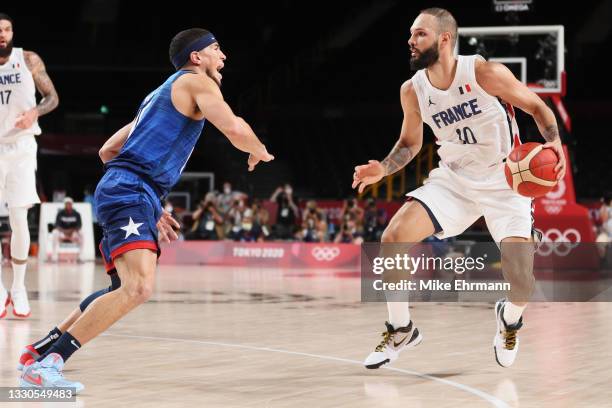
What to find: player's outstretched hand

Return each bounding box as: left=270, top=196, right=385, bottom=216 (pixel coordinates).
left=542, top=139, right=566, bottom=181
left=247, top=147, right=275, bottom=172
left=352, top=160, right=385, bottom=194
left=157, top=209, right=180, bottom=243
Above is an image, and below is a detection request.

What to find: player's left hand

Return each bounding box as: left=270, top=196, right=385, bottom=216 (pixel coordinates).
left=15, top=108, right=39, bottom=130
left=542, top=138, right=566, bottom=181
left=157, top=209, right=180, bottom=243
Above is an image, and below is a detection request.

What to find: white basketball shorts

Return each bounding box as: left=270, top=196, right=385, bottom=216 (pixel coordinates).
left=0, top=135, right=40, bottom=208
left=407, top=163, right=532, bottom=242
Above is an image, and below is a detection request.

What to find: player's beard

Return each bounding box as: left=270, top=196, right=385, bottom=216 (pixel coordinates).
left=410, top=41, right=439, bottom=70
left=0, top=39, right=13, bottom=58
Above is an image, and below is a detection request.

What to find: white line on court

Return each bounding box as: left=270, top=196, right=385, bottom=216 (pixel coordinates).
left=101, top=332, right=510, bottom=408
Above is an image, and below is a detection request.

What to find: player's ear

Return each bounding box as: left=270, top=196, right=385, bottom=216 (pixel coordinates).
left=440, top=32, right=451, bottom=48
left=189, top=51, right=202, bottom=66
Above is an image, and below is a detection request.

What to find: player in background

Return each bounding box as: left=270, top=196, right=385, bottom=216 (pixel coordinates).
left=0, top=13, right=59, bottom=319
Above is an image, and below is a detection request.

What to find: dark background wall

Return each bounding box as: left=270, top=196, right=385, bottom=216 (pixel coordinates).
left=3, top=0, right=611, bottom=201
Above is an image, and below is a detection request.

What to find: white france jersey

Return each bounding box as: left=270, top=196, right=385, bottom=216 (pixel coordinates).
left=0, top=47, right=41, bottom=143
left=411, top=55, right=519, bottom=176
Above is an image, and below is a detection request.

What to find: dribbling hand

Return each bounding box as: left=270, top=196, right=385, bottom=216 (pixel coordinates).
left=541, top=139, right=566, bottom=181
left=352, top=160, right=385, bottom=194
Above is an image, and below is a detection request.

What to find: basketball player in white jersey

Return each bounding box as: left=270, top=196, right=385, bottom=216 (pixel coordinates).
left=0, top=14, right=59, bottom=318
left=352, top=8, right=566, bottom=368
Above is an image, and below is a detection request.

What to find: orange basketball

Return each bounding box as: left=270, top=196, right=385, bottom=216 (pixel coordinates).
left=504, top=142, right=559, bottom=197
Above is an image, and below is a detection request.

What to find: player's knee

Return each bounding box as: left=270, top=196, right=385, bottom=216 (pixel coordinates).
left=501, top=250, right=535, bottom=299
left=381, top=224, right=400, bottom=243
left=124, top=275, right=154, bottom=304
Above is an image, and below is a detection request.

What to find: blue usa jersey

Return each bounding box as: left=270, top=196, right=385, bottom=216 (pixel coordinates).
left=105, top=70, right=205, bottom=197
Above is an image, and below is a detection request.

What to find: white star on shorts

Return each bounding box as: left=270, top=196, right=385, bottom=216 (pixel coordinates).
left=120, top=217, right=143, bottom=239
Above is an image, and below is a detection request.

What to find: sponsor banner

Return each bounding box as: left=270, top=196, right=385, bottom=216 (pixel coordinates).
left=361, top=242, right=609, bottom=302
left=159, top=241, right=360, bottom=269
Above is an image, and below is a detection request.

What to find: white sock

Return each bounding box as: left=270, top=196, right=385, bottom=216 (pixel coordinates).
left=387, top=302, right=410, bottom=329
left=11, top=262, right=27, bottom=291
left=503, top=301, right=526, bottom=325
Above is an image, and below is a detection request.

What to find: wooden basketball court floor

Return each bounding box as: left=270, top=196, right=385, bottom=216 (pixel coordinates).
left=1, top=260, right=611, bottom=407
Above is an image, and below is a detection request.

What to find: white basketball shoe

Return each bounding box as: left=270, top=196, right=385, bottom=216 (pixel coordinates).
left=364, top=321, right=422, bottom=369
left=493, top=299, right=523, bottom=367
left=10, top=288, right=31, bottom=318
left=0, top=288, right=8, bottom=319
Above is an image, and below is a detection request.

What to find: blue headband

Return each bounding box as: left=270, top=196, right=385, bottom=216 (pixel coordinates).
left=171, top=33, right=217, bottom=70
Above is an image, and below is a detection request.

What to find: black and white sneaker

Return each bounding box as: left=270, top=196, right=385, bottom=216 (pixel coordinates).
left=364, top=321, right=422, bottom=369
left=493, top=299, right=523, bottom=367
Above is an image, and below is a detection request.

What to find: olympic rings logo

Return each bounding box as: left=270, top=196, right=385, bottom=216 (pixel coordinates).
left=312, top=246, right=341, bottom=261
left=545, top=180, right=566, bottom=200
left=536, top=228, right=581, bottom=256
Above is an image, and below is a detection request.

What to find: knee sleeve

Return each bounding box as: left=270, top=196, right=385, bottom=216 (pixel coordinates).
left=9, top=207, right=30, bottom=260
left=110, top=271, right=121, bottom=290
left=79, top=272, right=122, bottom=312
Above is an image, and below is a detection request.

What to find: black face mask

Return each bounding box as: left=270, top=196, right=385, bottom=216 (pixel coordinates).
left=0, top=40, right=13, bottom=58
left=410, top=41, right=439, bottom=70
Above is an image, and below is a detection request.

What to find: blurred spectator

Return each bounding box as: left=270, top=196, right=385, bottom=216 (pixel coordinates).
left=334, top=216, right=364, bottom=244
left=363, top=200, right=388, bottom=242
left=187, top=194, right=223, bottom=240
left=251, top=199, right=271, bottom=240
left=226, top=197, right=247, bottom=240
left=341, top=197, right=364, bottom=227
left=51, top=197, right=83, bottom=262
left=599, top=195, right=612, bottom=239
left=217, top=181, right=246, bottom=215
left=270, top=184, right=298, bottom=240
left=299, top=200, right=327, bottom=242
left=233, top=208, right=262, bottom=242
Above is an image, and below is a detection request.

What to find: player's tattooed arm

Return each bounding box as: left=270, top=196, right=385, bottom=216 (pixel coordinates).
left=381, top=141, right=414, bottom=176
left=542, top=124, right=560, bottom=142
left=381, top=80, right=422, bottom=176
left=24, top=51, right=59, bottom=116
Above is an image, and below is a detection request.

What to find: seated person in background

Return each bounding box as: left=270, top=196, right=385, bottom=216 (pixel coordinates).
left=363, top=201, right=388, bottom=242
left=299, top=200, right=327, bottom=242
left=340, top=197, right=364, bottom=227
left=334, top=215, right=364, bottom=244
left=186, top=194, right=223, bottom=240
left=233, top=207, right=264, bottom=242
left=226, top=198, right=246, bottom=240
left=217, top=181, right=247, bottom=215
left=51, top=197, right=83, bottom=262
left=270, top=184, right=298, bottom=240
left=251, top=199, right=270, bottom=240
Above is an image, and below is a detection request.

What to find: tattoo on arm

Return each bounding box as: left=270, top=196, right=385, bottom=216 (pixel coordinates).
left=24, top=51, right=59, bottom=116
left=381, top=142, right=414, bottom=176
left=542, top=124, right=559, bottom=142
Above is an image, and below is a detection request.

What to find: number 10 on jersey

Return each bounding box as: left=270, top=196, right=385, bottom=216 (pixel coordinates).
left=456, top=126, right=477, bottom=144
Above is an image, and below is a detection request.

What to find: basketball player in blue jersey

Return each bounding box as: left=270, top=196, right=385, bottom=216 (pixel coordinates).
left=352, top=8, right=565, bottom=369
left=0, top=13, right=59, bottom=319
left=19, top=28, right=274, bottom=391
